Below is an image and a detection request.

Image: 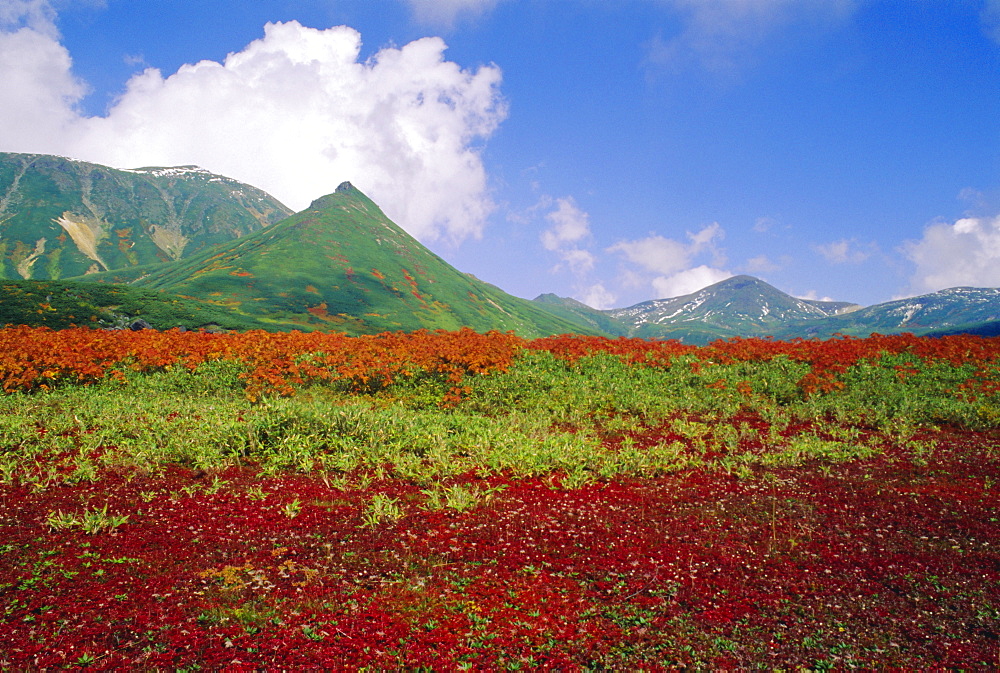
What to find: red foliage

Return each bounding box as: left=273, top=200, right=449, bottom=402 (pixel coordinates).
left=4, top=327, right=998, bottom=401
left=527, top=333, right=695, bottom=366
left=1, top=431, right=998, bottom=667
left=0, top=326, right=524, bottom=403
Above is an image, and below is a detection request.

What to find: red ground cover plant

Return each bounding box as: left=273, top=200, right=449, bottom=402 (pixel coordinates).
left=3, top=434, right=998, bottom=668
left=1, top=328, right=1000, bottom=668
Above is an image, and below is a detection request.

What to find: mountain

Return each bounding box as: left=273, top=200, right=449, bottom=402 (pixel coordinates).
left=0, top=152, right=292, bottom=280
left=6, top=154, right=995, bottom=340
left=532, top=294, right=630, bottom=336
left=77, top=182, right=595, bottom=337
left=535, top=276, right=1000, bottom=343
left=602, top=275, right=860, bottom=342
left=771, top=286, right=1000, bottom=339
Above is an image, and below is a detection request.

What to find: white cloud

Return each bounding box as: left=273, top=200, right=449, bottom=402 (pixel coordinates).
left=541, top=197, right=590, bottom=250
left=539, top=196, right=596, bottom=274
left=608, top=224, right=730, bottom=299
left=607, top=235, right=689, bottom=275
left=608, top=223, right=724, bottom=275
left=405, top=0, right=503, bottom=29
left=796, top=290, right=835, bottom=302
left=0, top=17, right=507, bottom=243
left=557, top=247, right=597, bottom=275
left=652, top=265, right=732, bottom=299
left=0, top=0, right=58, bottom=35
left=579, top=283, right=616, bottom=310
left=0, top=26, right=86, bottom=151
left=902, top=214, right=1000, bottom=293
left=958, top=186, right=986, bottom=207
left=688, top=220, right=723, bottom=251
left=812, top=238, right=873, bottom=264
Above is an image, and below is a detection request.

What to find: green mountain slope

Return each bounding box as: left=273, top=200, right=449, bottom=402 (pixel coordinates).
left=80, top=183, right=596, bottom=338
left=0, top=152, right=292, bottom=280
left=0, top=279, right=273, bottom=331
left=532, top=294, right=630, bottom=336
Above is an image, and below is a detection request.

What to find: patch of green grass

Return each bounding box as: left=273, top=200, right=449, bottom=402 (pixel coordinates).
left=3, top=347, right=998, bottom=491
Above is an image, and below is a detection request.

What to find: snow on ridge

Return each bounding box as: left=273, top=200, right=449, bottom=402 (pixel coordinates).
left=657, top=308, right=687, bottom=322
left=121, top=166, right=216, bottom=178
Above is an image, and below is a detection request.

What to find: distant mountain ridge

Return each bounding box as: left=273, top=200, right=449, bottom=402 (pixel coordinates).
left=0, top=152, right=292, bottom=280
left=771, top=285, right=1000, bottom=340
left=534, top=276, right=1000, bottom=344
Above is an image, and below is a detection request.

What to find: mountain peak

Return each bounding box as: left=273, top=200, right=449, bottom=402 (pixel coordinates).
left=606, top=275, right=860, bottom=342
left=309, top=181, right=378, bottom=213
left=717, top=275, right=765, bottom=287
left=104, top=175, right=591, bottom=337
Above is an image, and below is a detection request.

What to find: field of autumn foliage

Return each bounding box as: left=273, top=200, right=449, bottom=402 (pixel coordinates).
left=1, top=325, right=999, bottom=668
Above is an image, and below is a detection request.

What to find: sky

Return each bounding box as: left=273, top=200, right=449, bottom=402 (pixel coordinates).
left=1, top=0, right=999, bottom=309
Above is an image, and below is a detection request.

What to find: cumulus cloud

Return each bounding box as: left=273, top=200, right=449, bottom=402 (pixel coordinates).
left=607, top=223, right=723, bottom=273
left=0, top=0, right=59, bottom=35
left=580, top=283, right=616, bottom=311
left=902, top=214, right=1000, bottom=293
left=812, top=238, right=873, bottom=264
left=646, top=0, right=854, bottom=74
left=0, top=16, right=507, bottom=243
left=541, top=197, right=590, bottom=250
left=688, top=221, right=725, bottom=257
left=0, top=25, right=86, bottom=149
left=652, top=265, right=732, bottom=299
left=556, top=248, right=597, bottom=275
left=608, top=223, right=730, bottom=299
left=608, top=235, right=690, bottom=276
left=540, top=196, right=596, bottom=274
left=404, top=0, right=503, bottom=29
left=529, top=194, right=609, bottom=306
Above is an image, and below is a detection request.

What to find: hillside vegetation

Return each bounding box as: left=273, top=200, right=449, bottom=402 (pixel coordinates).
left=0, top=279, right=272, bottom=331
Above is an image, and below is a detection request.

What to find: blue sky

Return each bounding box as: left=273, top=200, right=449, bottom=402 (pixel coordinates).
left=1, top=0, right=999, bottom=308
